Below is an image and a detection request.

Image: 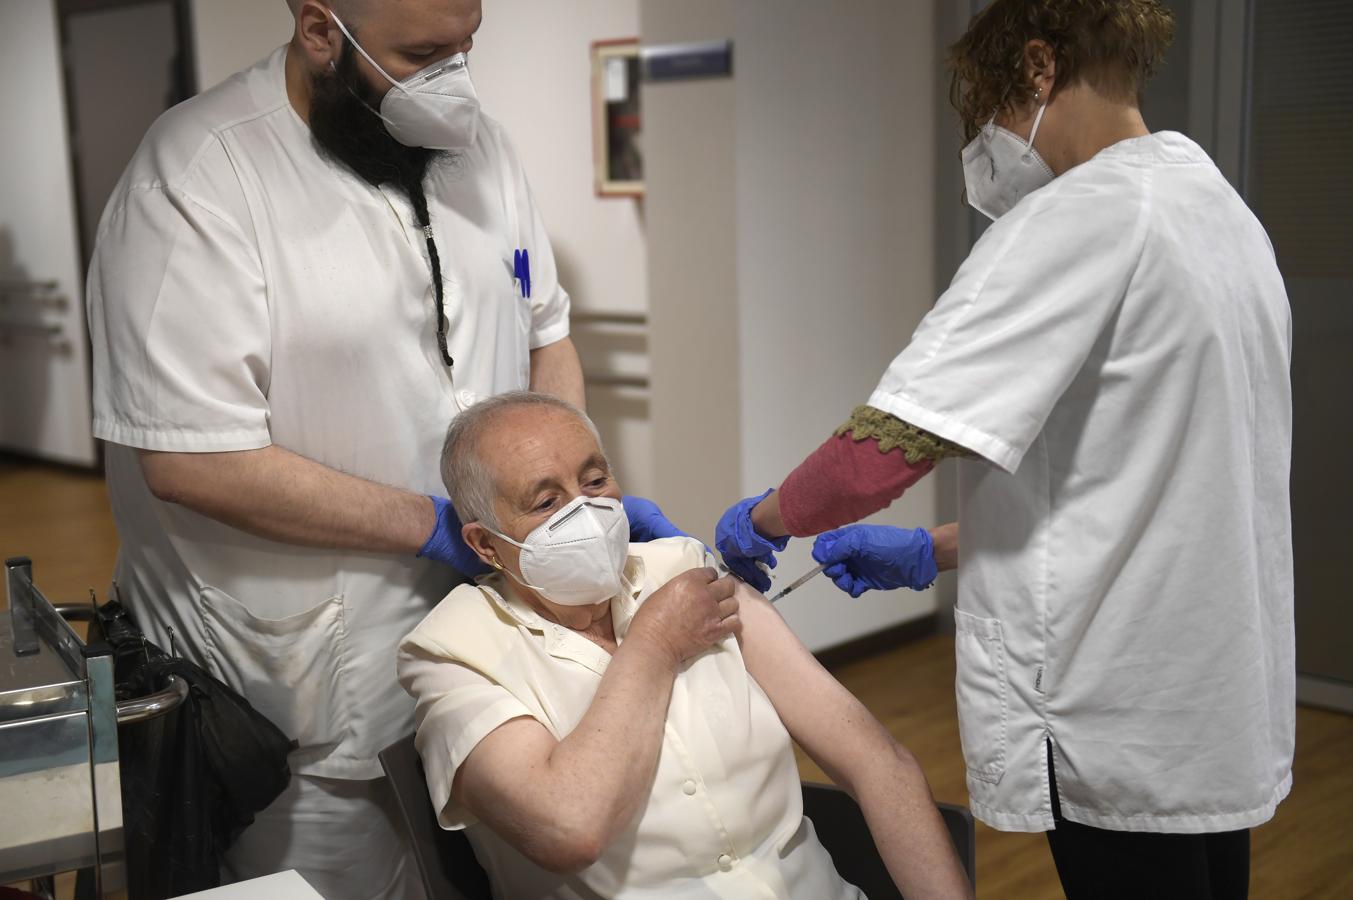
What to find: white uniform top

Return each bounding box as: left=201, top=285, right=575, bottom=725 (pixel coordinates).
left=398, top=538, right=862, bottom=900
left=869, top=132, right=1294, bottom=834
left=86, top=47, right=570, bottom=779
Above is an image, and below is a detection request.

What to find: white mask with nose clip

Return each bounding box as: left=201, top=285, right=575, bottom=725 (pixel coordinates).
left=328, top=10, right=481, bottom=150
left=488, top=496, right=631, bottom=607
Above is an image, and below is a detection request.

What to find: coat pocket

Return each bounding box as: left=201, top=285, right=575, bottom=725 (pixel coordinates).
left=198, top=587, right=352, bottom=759
left=953, top=608, right=1009, bottom=784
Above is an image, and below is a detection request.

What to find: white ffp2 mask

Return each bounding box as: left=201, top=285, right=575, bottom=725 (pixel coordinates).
left=962, top=102, right=1053, bottom=220
left=490, top=496, right=631, bottom=607
left=329, top=11, right=481, bottom=150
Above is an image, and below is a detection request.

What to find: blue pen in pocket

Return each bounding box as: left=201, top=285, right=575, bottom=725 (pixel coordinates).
left=513, top=248, right=532, bottom=299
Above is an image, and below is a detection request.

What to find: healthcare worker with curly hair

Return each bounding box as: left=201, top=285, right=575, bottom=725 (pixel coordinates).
left=717, top=2, right=1293, bottom=897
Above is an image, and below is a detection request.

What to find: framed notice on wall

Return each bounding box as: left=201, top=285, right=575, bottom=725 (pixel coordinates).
left=591, top=39, right=642, bottom=197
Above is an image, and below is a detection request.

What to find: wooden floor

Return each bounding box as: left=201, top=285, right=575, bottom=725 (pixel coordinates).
left=4, top=455, right=1352, bottom=899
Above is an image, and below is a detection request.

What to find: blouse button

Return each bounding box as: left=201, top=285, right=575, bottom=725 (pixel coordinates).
left=458, top=389, right=477, bottom=407
left=682, top=780, right=697, bottom=796
left=717, top=853, right=733, bottom=871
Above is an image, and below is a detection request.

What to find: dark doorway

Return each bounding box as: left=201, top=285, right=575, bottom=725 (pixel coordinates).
left=58, top=0, right=196, bottom=264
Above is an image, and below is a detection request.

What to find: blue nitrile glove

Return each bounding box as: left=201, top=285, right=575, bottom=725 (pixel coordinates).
left=622, top=495, right=690, bottom=542
left=811, top=524, right=937, bottom=598
left=715, top=489, right=790, bottom=593
left=419, top=496, right=491, bottom=577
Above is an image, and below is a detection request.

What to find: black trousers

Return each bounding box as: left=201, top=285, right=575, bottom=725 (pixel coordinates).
left=1045, top=743, right=1251, bottom=900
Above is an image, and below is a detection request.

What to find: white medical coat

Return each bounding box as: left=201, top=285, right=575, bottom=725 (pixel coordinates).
left=870, top=132, right=1293, bottom=833
left=86, top=47, right=570, bottom=779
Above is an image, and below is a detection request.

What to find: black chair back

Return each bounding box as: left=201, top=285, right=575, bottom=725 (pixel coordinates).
left=802, top=781, right=976, bottom=899
left=379, top=733, right=492, bottom=900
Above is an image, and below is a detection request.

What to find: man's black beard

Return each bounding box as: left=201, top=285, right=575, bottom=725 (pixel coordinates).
left=308, top=42, right=445, bottom=198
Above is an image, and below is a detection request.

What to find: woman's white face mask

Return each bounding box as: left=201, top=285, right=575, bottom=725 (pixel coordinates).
left=962, top=101, right=1053, bottom=220
left=328, top=10, right=481, bottom=150
left=488, top=496, right=631, bottom=607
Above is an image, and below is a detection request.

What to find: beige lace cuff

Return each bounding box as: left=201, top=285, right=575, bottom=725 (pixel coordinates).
left=834, top=405, right=973, bottom=463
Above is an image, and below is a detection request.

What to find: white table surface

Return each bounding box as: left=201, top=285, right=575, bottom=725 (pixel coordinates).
left=0, top=759, right=122, bottom=882
left=173, top=869, right=326, bottom=899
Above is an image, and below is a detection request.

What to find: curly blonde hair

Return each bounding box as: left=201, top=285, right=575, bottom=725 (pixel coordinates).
left=949, top=0, right=1174, bottom=141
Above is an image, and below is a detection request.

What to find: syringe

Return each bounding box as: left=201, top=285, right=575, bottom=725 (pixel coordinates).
left=767, top=562, right=827, bottom=603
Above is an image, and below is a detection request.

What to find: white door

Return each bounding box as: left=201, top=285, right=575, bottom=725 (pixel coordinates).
left=0, top=0, right=96, bottom=466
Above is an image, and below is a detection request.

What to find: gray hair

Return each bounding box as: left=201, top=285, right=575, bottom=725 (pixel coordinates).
left=440, top=391, right=604, bottom=532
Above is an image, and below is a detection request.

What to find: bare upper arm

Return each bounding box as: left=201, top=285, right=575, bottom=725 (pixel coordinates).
left=452, top=715, right=611, bottom=871
left=453, top=715, right=557, bottom=825
left=734, top=581, right=899, bottom=791
left=528, top=336, right=585, bottom=409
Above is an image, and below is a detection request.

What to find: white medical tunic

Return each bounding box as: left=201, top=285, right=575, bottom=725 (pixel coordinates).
left=87, top=46, right=570, bottom=780
left=869, top=132, right=1293, bottom=833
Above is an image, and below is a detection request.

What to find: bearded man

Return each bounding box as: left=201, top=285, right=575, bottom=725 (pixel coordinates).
left=85, top=2, right=680, bottom=896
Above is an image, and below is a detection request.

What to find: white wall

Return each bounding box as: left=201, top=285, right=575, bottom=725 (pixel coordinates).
left=0, top=0, right=96, bottom=465
left=643, top=0, right=742, bottom=538
left=472, top=1, right=646, bottom=320
left=732, top=1, right=940, bottom=648
left=644, top=0, right=943, bottom=651
left=471, top=0, right=652, bottom=497
left=190, top=0, right=294, bottom=90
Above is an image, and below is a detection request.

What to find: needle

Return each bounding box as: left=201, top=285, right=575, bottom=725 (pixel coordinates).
left=767, top=562, right=827, bottom=603
left=715, top=560, right=771, bottom=584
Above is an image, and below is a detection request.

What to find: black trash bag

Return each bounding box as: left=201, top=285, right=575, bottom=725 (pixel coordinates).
left=93, top=600, right=296, bottom=899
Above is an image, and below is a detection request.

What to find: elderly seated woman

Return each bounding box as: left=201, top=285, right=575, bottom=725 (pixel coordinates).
left=397, top=391, right=972, bottom=900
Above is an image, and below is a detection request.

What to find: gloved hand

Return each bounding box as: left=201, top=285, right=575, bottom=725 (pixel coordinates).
left=715, top=489, right=790, bottom=593
left=419, top=496, right=491, bottom=577
left=811, top=524, right=937, bottom=598
left=622, top=495, right=690, bottom=542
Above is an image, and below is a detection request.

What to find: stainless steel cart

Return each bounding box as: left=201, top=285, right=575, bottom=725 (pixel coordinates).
left=2, top=557, right=187, bottom=896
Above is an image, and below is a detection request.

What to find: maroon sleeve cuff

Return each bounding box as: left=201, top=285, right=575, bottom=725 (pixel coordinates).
left=779, top=433, right=934, bottom=537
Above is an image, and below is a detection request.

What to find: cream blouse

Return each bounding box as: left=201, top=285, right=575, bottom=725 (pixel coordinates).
left=397, top=537, right=862, bottom=899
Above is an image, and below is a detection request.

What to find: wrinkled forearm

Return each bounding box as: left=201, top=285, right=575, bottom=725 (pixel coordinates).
left=850, top=744, right=974, bottom=899
left=531, top=633, right=679, bottom=856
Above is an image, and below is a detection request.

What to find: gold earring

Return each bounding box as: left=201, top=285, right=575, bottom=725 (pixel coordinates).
left=489, top=558, right=505, bottom=572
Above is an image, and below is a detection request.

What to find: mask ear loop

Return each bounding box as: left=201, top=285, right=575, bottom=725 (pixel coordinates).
left=486, top=527, right=528, bottom=550
left=1022, top=99, right=1048, bottom=161
left=496, top=559, right=549, bottom=598
left=327, top=58, right=399, bottom=129
left=482, top=530, right=542, bottom=593
left=324, top=13, right=403, bottom=127
left=328, top=10, right=406, bottom=93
